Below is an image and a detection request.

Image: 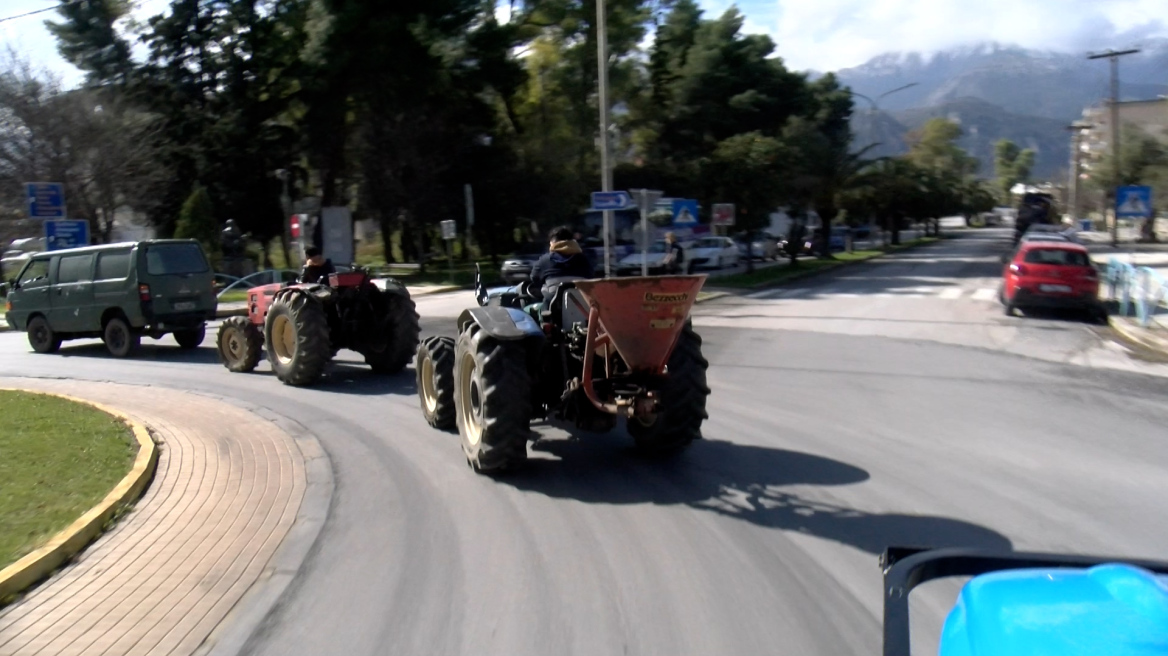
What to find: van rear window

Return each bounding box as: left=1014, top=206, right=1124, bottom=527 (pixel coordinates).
left=146, top=243, right=209, bottom=275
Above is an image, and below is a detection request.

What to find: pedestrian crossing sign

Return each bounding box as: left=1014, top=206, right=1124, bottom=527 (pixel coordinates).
left=1116, top=186, right=1152, bottom=219
left=672, top=199, right=699, bottom=227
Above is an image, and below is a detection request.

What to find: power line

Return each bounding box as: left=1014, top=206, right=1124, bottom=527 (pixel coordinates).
left=0, top=2, right=78, bottom=25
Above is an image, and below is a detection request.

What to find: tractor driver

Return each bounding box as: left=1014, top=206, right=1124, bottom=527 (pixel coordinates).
left=525, top=226, right=593, bottom=313
left=300, top=246, right=336, bottom=284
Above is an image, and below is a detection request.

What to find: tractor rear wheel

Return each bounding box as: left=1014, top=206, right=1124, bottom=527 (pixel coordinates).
left=628, top=325, right=710, bottom=453
left=217, top=316, right=262, bottom=372
left=265, top=291, right=331, bottom=386
left=416, top=336, right=456, bottom=429
left=364, top=293, right=420, bottom=374
left=454, top=326, right=530, bottom=472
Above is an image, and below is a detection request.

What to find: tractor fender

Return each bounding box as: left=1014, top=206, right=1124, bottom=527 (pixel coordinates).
left=275, top=283, right=331, bottom=304
left=376, top=277, right=412, bottom=299
left=457, top=306, right=544, bottom=342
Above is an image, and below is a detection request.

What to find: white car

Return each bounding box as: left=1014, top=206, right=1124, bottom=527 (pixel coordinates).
left=686, top=236, right=740, bottom=271
left=616, top=240, right=692, bottom=276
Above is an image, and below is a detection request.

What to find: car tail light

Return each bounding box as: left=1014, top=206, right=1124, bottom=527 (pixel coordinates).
left=139, top=284, right=151, bottom=301
left=1084, top=267, right=1098, bottom=280
left=1009, top=263, right=1028, bottom=276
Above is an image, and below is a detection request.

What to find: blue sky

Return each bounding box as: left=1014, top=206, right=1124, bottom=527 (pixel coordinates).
left=3, top=0, right=1166, bottom=86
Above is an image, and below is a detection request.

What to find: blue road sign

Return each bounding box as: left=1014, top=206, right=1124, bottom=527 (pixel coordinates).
left=1116, top=185, right=1153, bottom=219
left=671, top=199, right=699, bottom=227
left=45, top=220, right=90, bottom=251
left=591, top=191, right=633, bottom=211
left=26, top=182, right=66, bottom=219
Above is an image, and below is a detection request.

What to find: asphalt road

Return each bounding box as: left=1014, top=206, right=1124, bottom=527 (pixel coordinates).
left=2, top=229, right=1168, bottom=655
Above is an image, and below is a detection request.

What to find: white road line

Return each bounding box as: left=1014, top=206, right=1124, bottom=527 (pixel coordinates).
left=972, top=288, right=997, bottom=301
left=939, top=288, right=963, bottom=299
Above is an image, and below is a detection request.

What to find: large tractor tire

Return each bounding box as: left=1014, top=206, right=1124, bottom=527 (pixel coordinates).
left=454, top=325, right=531, bottom=473
left=627, top=325, right=710, bottom=453
left=416, top=336, right=456, bottom=429
left=264, top=291, right=332, bottom=386
left=217, top=316, right=262, bottom=373
left=364, top=293, right=421, bottom=374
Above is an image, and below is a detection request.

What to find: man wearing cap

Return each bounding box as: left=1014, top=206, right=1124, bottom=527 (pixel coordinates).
left=300, top=246, right=336, bottom=284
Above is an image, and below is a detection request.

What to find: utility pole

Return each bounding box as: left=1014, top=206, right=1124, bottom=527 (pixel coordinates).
left=596, top=0, right=613, bottom=277
left=1088, top=48, right=1139, bottom=247
left=1065, top=123, right=1092, bottom=226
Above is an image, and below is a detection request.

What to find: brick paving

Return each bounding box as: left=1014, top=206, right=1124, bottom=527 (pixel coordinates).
left=0, top=380, right=306, bottom=656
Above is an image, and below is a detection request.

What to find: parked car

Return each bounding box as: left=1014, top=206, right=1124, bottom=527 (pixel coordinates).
left=687, top=236, right=740, bottom=271
left=616, top=240, right=694, bottom=275
left=3, top=239, right=218, bottom=356
left=501, top=244, right=547, bottom=284
left=735, top=232, right=779, bottom=261
left=1000, top=241, right=1104, bottom=321
left=1022, top=223, right=1080, bottom=244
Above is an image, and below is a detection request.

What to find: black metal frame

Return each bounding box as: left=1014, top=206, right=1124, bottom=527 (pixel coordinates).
left=881, top=546, right=1168, bottom=656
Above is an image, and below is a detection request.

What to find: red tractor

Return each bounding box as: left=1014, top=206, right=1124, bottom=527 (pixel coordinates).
left=216, top=268, right=420, bottom=386
left=415, top=269, right=710, bottom=473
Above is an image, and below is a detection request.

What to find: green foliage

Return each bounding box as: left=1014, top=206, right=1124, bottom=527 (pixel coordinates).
left=175, top=186, right=219, bottom=256
left=1089, top=125, right=1168, bottom=195
left=994, top=139, right=1036, bottom=202
left=906, top=118, right=980, bottom=177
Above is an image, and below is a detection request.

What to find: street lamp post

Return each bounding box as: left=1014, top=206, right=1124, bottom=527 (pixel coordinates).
left=596, top=0, right=613, bottom=278
left=1088, top=48, right=1140, bottom=247
left=275, top=168, right=294, bottom=267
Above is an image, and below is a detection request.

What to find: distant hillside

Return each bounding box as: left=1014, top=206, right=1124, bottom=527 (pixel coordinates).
left=835, top=40, right=1168, bottom=121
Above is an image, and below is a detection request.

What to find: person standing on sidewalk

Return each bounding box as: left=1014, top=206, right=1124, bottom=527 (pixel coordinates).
left=663, top=232, right=686, bottom=274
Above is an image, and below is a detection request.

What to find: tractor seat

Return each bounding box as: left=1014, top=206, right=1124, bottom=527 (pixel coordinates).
left=540, top=277, right=588, bottom=326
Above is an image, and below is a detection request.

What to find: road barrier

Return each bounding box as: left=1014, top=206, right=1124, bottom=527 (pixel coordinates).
left=1107, top=257, right=1168, bottom=327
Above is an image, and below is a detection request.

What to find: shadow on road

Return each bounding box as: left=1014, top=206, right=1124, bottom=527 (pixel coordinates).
left=506, top=433, right=1012, bottom=555
left=55, top=342, right=222, bottom=364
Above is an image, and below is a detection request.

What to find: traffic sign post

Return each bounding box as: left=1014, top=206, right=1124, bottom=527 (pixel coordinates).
left=440, top=220, right=457, bottom=284
left=631, top=189, right=664, bottom=276
left=26, top=182, right=66, bottom=219
left=45, top=220, right=89, bottom=251
left=590, top=191, right=633, bottom=211
left=1116, top=186, right=1153, bottom=219
left=671, top=199, right=699, bottom=228
left=712, top=203, right=735, bottom=235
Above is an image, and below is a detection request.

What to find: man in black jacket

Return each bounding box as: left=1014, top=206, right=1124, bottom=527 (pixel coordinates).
left=300, top=246, right=336, bottom=284
left=530, top=226, right=593, bottom=288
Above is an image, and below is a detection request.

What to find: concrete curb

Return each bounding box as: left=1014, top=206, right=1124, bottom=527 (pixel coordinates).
left=0, top=390, right=158, bottom=604
left=1109, top=316, right=1168, bottom=357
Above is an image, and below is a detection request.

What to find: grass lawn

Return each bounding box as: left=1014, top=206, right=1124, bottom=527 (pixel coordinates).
left=217, top=289, right=250, bottom=303
left=0, top=391, right=137, bottom=572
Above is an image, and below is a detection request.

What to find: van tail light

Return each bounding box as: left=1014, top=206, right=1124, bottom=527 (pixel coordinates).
left=1009, top=263, right=1028, bottom=276
left=139, top=284, right=151, bottom=301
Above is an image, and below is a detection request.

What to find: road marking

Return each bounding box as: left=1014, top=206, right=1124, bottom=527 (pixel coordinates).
left=939, top=288, right=963, bottom=299
left=972, top=288, right=997, bottom=301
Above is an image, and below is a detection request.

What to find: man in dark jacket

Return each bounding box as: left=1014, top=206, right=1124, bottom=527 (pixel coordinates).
left=300, top=246, right=336, bottom=284
left=530, top=226, right=593, bottom=287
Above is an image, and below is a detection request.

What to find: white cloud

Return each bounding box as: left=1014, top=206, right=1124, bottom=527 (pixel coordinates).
left=707, top=0, right=1168, bottom=71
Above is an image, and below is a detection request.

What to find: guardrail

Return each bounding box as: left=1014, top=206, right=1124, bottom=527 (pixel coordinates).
left=216, top=269, right=299, bottom=298
left=1107, top=257, right=1168, bottom=326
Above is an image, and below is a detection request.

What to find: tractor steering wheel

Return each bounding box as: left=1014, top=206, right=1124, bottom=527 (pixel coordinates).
left=518, top=280, right=538, bottom=301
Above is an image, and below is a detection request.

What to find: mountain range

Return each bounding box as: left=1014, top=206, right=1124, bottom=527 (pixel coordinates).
left=832, top=40, right=1168, bottom=179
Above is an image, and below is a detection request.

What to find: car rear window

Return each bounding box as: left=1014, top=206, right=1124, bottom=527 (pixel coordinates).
left=146, top=243, right=209, bottom=275
left=1023, top=248, right=1089, bottom=266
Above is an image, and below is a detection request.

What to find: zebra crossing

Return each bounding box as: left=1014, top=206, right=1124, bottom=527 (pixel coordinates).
left=744, top=283, right=1002, bottom=302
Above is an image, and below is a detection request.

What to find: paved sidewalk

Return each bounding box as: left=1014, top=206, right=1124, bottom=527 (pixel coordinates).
left=0, top=380, right=308, bottom=656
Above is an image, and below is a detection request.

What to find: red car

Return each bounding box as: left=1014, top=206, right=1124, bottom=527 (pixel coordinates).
left=1000, top=241, right=1105, bottom=321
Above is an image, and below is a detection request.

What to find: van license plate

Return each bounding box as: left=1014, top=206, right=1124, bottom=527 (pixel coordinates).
left=174, top=301, right=197, bottom=311
left=1039, top=284, right=1072, bottom=293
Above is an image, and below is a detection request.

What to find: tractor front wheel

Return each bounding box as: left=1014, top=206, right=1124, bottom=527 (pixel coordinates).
left=628, top=325, right=710, bottom=453
left=416, top=336, right=456, bottom=429
left=454, top=326, right=530, bottom=473
left=264, top=291, right=332, bottom=386
left=364, top=293, right=421, bottom=374
left=217, top=316, right=262, bottom=372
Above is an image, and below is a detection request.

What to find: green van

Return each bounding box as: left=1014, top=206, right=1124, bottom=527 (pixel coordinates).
left=2, top=240, right=217, bottom=357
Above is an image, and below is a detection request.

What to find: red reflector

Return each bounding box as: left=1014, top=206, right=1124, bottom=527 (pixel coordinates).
left=139, top=284, right=151, bottom=301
